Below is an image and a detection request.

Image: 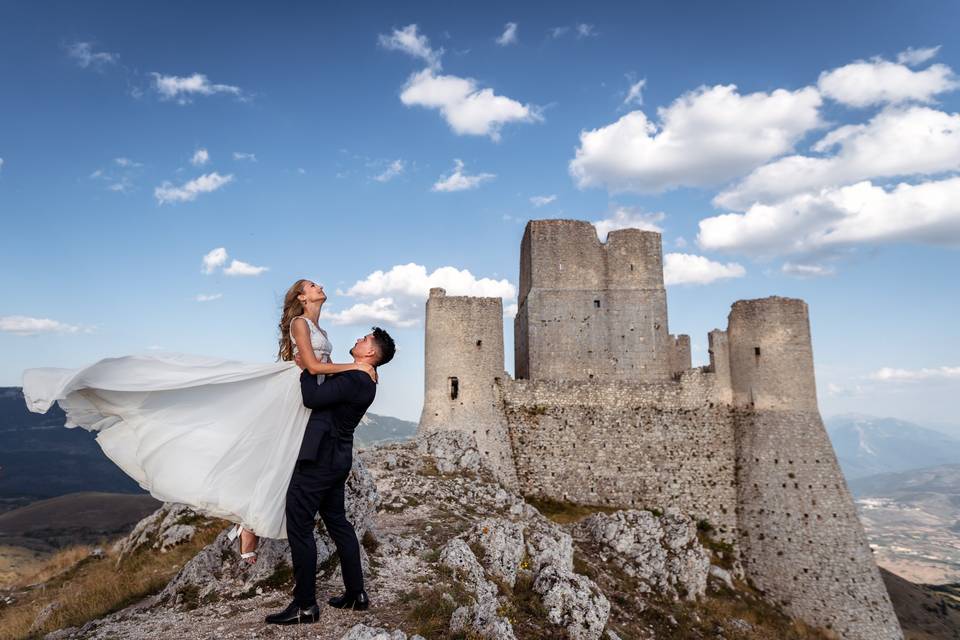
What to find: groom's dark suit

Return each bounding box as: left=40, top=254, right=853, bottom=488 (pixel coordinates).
left=286, top=368, right=376, bottom=608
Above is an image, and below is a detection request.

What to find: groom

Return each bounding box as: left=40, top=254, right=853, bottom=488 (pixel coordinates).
left=265, top=327, right=395, bottom=626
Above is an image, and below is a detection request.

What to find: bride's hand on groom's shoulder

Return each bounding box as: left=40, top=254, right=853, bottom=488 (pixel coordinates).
left=356, top=363, right=378, bottom=383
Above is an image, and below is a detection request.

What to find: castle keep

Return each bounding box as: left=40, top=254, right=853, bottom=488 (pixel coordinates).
left=418, top=219, right=902, bottom=639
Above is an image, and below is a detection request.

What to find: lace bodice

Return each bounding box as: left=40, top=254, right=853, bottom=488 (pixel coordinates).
left=291, top=316, right=333, bottom=382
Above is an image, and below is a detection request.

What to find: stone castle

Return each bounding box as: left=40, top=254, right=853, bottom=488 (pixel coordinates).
left=418, top=219, right=902, bottom=639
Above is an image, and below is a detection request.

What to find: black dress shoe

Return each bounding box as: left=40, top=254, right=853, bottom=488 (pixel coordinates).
left=327, top=590, right=370, bottom=610
left=264, top=600, right=320, bottom=625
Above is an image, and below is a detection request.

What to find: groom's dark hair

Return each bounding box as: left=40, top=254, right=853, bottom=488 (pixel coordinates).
left=371, top=327, right=396, bottom=366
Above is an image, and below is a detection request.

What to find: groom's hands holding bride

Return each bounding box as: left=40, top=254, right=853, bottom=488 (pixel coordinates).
left=294, top=354, right=377, bottom=383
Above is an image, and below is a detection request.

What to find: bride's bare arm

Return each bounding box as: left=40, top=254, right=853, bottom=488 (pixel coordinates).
left=290, top=318, right=365, bottom=376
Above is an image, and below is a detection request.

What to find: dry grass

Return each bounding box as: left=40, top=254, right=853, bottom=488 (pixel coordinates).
left=9, top=546, right=93, bottom=590
left=525, top=495, right=621, bottom=525
left=0, top=520, right=225, bottom=640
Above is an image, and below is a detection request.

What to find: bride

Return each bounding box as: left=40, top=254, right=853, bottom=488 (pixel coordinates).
left=21, top=278, right=377, bottom=564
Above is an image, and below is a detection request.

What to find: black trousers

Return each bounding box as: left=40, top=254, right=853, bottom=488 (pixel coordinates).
left=285, top=458, right=363, bottom=607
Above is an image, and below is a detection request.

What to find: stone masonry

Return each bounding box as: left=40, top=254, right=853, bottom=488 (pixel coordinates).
left=418, top=219, right=903, bottom=639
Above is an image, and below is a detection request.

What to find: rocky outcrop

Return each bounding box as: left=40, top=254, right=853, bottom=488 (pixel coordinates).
left=416, top=429, right=483, bottom=475
left=113, top=503, right=213, bottom=559
left=577, top=508, right=710, bottom=602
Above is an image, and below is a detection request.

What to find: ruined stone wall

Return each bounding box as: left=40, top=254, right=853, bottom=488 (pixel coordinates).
left=668, top=334, right=692, bottom=376
left=501, top=370, right=738, bottom=541
left=419, top=288, right=518, bottom=488
left=728, top=297, right=902, bottom=639
left=514, top=220, right=673, bottom=383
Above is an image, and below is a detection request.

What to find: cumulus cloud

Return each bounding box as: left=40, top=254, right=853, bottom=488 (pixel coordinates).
left=869, top=365, right=960, bottom=382
left=378, top=24, right=442, bottom=68
left=569, top=84, right=822, bottom=193
left=66, top=42, right=117, bottom=69
left=233, top=152, right=257, bottom=161
left=155, top=172, right=233, bottom=204
left=496, top=22, right=518, bottom=46
left=151, top=73, right=242, bottom=104
left=592, top=207, right=665, bottom=241
left=623, top=78, right=646, bottom=107
left=400, top=68, right=540, bottom=140
left=715, top=105, right=960, bottom=209
left=530, top=194, right=556, bottom=207
left=0, top=315, right=85, bottom=336
left=327, top=262, right=516, bottom=327
left=698, top=177, right=960, bottom=257
left=374, top=159, right=405, bottom=182
left=817, top=57, right=958, bottom=107
left=194, top=293, right=223, bottom=302
left=190, top=148, right=210, bottom=166
left=223, top=259, right=268, bottom=277
left=663, top=253, right=746, bottom=286
left=432, top=159, right=495, bottom=192
left=897, top=45, right=941, bottom=67
left=201, top=247, right=228, bottom=274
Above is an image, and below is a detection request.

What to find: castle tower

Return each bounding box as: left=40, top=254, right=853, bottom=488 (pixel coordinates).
left=514, top=219, right=673, bottom=382
left=728, top=297, right=902, bottom=639
left=419, top=288, right=518, bottom=488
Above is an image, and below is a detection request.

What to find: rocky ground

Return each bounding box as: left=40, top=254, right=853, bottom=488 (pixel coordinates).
left=7, top=431, right=915, bottom=640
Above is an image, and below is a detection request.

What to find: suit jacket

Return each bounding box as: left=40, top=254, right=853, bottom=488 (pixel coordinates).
left=297, top=369, right=376, bottom=467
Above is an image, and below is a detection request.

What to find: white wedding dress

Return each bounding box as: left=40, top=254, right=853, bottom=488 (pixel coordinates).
left=21, top=316, right=334, bottom=540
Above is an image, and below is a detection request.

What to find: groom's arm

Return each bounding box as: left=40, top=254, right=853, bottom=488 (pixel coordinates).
left=300, top=369, right=359, bottom=409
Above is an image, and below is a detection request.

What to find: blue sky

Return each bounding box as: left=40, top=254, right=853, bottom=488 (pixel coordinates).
left=1, top=1, right=958, bottom=427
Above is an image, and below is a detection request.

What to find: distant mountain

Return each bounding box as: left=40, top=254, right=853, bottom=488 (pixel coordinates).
left=825, top=413, right=960, bottom=480
left=849, top=464, right=960, bottom=585
left=355, top=411, right=418, bottom=447
left=0, top=387, right=417, bottom=511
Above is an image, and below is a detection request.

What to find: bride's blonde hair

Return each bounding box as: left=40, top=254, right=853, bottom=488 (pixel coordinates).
left=277, top=279, right=309, bottom=361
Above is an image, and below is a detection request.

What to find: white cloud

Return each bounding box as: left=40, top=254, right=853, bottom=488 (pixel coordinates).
left=325, top=297, right=420, bottom=328
left=663, top=253, right=746, bottom=286
left=155, top=172, right=233, bottom=204
left=223, top=259, right=268, bottom=277
left=378, top=24, right=442, bottom=68
left=817, top=58, right=958, bottom=107
left=698, top=177, right=960, bottom=257
left=0, top=158, right=5, bottom=172
left=569, top=84, right=822, bottom=193
left=201, top=247, right=228, bottom=274
left=328, top=262, right=517, bottom=327
left=592, top=207, right=665, bottom=241
left=781, top=262, right=835, bottom=278
left=66, top=42, right=117, bottom=68
left=550, top=26, right=570, bottom=38
left=496, top=22, right=518, bottom=46
left=530, top=194, right=557, bottom=207
left=233, top=152, right=257, bottom=162
left=432, top=159, right=495, bottom=192
left=715, top=105, right=960, bottom=210
left=897, top=45, right=941, bottom=67
left=0, top=316, right=84, bottom=336
left=195, top=293, right=223, bottom=302
left=576, top=24, right=597, bottom=38
left=374, top=159, right=405, bottom=182
left=400, top=68, right=540, bottom=140
left=869, top=365, right=960, bottom=382
left=114, top=157, right=141, bottom=168
left=190, top=148, right=210, bottom=166
left=151, top=73, right=242, bottom=104
left=623, top=78, right=646, bottom=107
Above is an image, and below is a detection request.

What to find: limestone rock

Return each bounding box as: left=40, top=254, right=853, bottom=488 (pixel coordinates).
left=525, top=519, right=574, bottom=576
left=416, top=429, right=482, bottom=475
left=466, top=518, right=525, bottom=587
left=439, top=538, right=497, bottom=601
left=579, top=509, right=710, bottom=601
left=533, top=564, right=610, bottom=640
left=113, top=503, right=210, bottom=559
left=340, top=623, right=424, bottom=640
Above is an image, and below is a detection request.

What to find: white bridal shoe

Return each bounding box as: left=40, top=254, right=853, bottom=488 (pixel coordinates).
left=227, top=524, right=258, bottom=564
